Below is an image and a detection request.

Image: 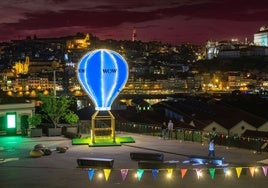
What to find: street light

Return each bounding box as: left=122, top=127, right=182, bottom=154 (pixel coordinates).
left=52, top=61, right=59, bottom=96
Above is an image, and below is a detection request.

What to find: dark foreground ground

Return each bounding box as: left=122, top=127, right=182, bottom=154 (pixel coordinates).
left=0, top=132, right=267, bottom=188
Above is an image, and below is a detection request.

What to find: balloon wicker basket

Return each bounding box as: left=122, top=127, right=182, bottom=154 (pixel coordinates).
left=72, top=110, right=135, bottom=147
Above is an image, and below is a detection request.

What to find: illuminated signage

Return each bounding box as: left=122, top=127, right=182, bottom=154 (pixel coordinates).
left=6, top=113, right=16, bottom=128
left=77, top=49, right=128, bottom=111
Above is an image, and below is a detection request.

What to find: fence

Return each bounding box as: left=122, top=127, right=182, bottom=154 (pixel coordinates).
left=77, top=120, right=268, bottom=152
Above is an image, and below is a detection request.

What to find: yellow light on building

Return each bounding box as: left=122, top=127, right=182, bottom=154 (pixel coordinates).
left=17, top=91, right=23, bottom=97
left=7, top=91, right=13, bottom=96
left=30, top=90, right=36, bottom=97
left=43, top=90, right=49, bottom=95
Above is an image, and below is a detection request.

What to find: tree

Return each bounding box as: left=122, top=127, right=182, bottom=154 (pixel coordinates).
left=38, top=92, right=78, bottom=128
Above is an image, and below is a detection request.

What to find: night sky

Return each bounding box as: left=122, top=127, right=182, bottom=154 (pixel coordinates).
left=1, top=0, right=268, bottom=44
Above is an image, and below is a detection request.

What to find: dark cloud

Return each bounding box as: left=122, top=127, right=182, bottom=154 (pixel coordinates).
left=1, top=8, right=163, bottom=30
left=151, top=0, right=268, bottom=22
left=0, top=0, right=268, bottom=44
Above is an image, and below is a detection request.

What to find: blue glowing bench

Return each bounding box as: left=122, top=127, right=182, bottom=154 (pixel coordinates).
left=138, top=160, right=177, bottom=169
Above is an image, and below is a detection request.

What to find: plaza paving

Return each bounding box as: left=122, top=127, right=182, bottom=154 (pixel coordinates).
left=0, top=132, right=267, bottom=188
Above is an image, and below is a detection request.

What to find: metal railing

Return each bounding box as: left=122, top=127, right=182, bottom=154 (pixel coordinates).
left=77, top=120, right=267, bottom=152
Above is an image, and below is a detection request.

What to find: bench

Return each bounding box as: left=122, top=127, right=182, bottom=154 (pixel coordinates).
left=138, top=160, right=177, bottom=169
left=130, top=152, right=164, bottom=161
left=77, top=157, right=114, bottom=168
left=187, top=155, right=225, bottom=166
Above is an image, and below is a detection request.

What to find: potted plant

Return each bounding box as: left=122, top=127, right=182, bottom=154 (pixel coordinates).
left=28, top=114, right=42, bottom=137
left=63, top=111, right=80, bottom=138
left=64, top=111, right=79, bottom=125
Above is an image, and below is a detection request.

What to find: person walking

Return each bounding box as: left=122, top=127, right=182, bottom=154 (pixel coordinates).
left=167, top=120, right=173, bottom=139
left=161, top=121, right=167, bottom=139
left=208, top=138, right=215, bottom=157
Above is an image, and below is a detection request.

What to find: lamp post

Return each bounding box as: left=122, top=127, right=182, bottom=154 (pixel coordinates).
left=53, top=69, right=56, bottom=96
left=52, top=61, right=59, bottom=97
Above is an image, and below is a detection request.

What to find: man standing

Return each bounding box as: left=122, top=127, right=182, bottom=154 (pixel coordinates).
left=161, top=121, right=167, bottom=139
left=167, top=120, right=173, bottom=139
left=208, top=138, right=215, bottom=157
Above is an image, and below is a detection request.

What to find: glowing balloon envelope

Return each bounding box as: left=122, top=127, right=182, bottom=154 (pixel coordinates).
left=77, top=49, right=128, bottom=111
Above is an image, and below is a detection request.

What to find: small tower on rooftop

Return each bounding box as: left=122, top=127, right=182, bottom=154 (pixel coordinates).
left=132, top=26, right=137, bottom=42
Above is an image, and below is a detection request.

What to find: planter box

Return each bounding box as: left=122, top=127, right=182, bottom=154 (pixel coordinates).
left=67, top=127, right=78, bottom=134
left=65, top=127, right=79, bottom=139
left=47, top=128, right=62, bottom=136
left=30, top=128, right=43, bottom=137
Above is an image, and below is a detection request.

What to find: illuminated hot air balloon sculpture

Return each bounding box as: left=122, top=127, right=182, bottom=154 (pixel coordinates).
left=77, top=49, right=128, bottom=143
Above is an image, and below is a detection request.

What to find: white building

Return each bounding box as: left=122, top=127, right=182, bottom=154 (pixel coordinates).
left=254, top=26, right=268, bottom=47
left=0, top=102, right=35, bottom=135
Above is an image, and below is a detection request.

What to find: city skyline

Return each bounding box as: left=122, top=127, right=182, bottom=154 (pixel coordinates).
left=0, top=0, right=268, bottom=44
